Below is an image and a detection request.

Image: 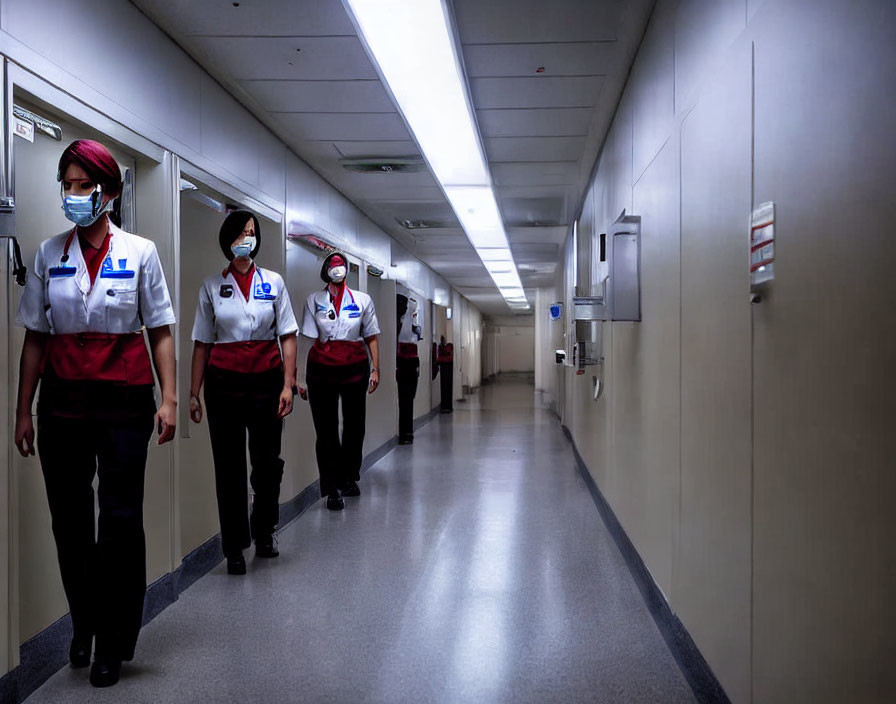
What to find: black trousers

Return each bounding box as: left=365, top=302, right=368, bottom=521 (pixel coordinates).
left=307, top=374, right=369, bottom=497
left=37, top=384, right=155, bottom=661
left=205, top=367, right=284, bottom=556
left=397, top=356, right=420, bottom=439
left=439, top=361, right=454, bottom=412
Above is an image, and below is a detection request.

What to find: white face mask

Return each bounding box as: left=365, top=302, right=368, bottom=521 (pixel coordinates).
left=231, top=236, right=256, bottom=259
left=328, top=265, right=347, bottom=283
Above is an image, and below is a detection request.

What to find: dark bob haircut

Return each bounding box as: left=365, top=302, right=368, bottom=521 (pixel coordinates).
left=320, top=251, right=348, bottom=284
left=219, top=210, right=261, bottom=261
left=57, top=139, right=122, bottom=198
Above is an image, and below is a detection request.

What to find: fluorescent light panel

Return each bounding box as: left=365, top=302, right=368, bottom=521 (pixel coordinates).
left=344, top=0, right=528, bottom=311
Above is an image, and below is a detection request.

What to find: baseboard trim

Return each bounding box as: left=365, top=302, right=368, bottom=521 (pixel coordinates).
left=0, top=418, right=438, bottom=703
left=561, top=425, right=732, bottom=704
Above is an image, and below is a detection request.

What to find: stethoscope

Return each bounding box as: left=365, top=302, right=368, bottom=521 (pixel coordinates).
left=58, top=225, right=112, bottom=265
left=325, top=287, right=355, bottom=320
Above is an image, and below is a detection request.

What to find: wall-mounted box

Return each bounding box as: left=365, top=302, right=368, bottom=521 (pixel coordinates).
left=586, top=210, right=641, bottom=322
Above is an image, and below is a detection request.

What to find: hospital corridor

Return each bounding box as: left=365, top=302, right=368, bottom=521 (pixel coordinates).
left=0, top=0, right=894, bottom=703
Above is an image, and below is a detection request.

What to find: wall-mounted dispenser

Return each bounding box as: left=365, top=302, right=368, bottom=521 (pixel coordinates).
left=576, top=209, right=641, bottom=322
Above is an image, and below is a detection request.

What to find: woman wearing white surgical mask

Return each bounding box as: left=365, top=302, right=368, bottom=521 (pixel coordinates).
left=297, top=252, right=381, bottom=510
left=396, top=294, right=423, bottom=444
left=189, top=210, right=298, bottom=576
left=13, top=139, right=177, bottom=688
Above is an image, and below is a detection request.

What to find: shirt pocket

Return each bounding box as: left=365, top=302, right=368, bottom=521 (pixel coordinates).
left=104, top=282, right=139, bottom=331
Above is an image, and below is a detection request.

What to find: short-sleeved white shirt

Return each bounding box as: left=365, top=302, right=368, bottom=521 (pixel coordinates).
left=191, top=266, right=298, bottom=343
left=16, top=224, right=176, bottom=334
left=398, top=299, right=422, bottom=344
left=301, top=287, right=380, bottom=343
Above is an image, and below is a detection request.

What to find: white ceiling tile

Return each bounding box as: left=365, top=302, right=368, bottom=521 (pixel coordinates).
left=463, top=42, right=620, bottom=78
left=485, top=136, right=586, bottom=162
left=277, top=113, right=410, bottom=141
left=133, top=0, right=355, bottom=37
left=243, top=80, right=394, bottom=113
left=471, top=76, right=604, bottom=109
left=491, top=162, right=579, bottom=187
left=478, top=108, right=593, bottom=137
left=453, top=0, right=624, bottom=43
left=507, top=226, right=569, bottom=244
left=188, top=36, right=377, bottom=80
left=331, top=141, right=420, bottom=158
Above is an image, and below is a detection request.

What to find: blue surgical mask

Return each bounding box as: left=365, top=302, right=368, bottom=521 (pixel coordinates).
left=231, top=236, right=256, bottom=259
left=62, top=188, right=111, bottom=227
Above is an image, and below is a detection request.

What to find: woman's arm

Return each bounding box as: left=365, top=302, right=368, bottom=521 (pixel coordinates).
left=147, top=325, right=177, bottom=444
left=295, top=335, right=313, bottom=400
left=278, top=334, right=297, bottom=417
left=189, top=341, right=211, bottom=423
left=365, top=335, right=380, bottom=394
left=14, top=330, right=49, bottom=457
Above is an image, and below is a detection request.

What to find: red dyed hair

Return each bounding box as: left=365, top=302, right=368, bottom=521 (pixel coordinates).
left=57, top=139, right=122, bottom=198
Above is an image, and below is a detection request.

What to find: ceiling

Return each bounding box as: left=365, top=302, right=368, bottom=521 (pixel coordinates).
left=131, top=0, right=655, bottom=317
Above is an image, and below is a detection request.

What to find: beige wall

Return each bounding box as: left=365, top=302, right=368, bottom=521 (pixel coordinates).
left=537, top=0, right=896, bottom=701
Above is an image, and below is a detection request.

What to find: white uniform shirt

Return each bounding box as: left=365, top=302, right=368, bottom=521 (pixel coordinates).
left=191, top=266, right=298, bottom=343
left=301, top=287, right=380, bottom=343
left=398, top=300, right=422, bottom=344
left=16, top=224, right=175, bottom=334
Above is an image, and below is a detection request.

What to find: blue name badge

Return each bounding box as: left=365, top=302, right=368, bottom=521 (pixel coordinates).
left=254, top=283, right=275, bottom=300
left=99, top=256, right=135, bottom=279
left=343, top=303, right=360, bottom=312
left=48, top=266, right=77, bottom=278
left=348, top=312, right=361, bottom=318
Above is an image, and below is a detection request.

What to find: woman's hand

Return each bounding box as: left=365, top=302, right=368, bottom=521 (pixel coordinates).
left=368, top=369, right=380, bottom=394
left=155, top=400, right=177, bottom=445
left=14, top=411, right=35, bottom=457
left=296, top=384, right=308, bottom=401
left=277, top=386, right=294, bottom=418
left=189, top=395, right=203, bottom=424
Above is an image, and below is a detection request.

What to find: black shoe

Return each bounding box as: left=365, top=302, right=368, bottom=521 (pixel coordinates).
left=398, top=436, right=413, bottom=445
left=326, top=492, right=345, bottom=511
left=340, top=481, right=361, bottom=497
left=89, top=658, right=121, bottom=688
left=255, top=536, right=279, bottom=558
left=226, top=553, right=247, bottom=575
left=69, top=636, right=91, bottom=669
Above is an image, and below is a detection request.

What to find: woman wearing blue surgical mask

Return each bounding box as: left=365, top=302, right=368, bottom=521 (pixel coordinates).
left=188, top=210, right=298, bottom=576
left=296, top=252, right=381, bottom=511
left=13, top=139, right=177, bottom=688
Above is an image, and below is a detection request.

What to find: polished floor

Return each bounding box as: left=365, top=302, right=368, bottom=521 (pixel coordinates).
left=26, top=376, right=695, bottom=703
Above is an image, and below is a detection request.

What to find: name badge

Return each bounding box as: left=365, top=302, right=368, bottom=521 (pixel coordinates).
left=220, top=284, right=233, bottom=298
left=99, top=257, right=135, bottom=279
left=343, top=303, right=360, bottom=312
left=48, top=266, right=77, bottom=278
left=254, top=282, right=275, bottom=300
left=348, top=312, right=361, bottom=318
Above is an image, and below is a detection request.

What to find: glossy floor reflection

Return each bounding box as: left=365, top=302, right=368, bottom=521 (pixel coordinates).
left=26, top=375, right=695, bottom=703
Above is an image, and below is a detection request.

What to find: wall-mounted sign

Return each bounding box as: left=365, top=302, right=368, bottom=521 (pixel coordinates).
left=13, top=116, right=34, bottom=142
left=750, top=201, right=775, bottom=286
left=549, top=302, right=563, bottom=320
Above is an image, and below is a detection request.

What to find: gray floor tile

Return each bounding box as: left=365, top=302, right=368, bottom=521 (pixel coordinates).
left=25, top=377, right=695, bottom=704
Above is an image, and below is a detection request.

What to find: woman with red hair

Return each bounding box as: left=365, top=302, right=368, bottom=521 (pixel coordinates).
left=297, top=252, right=380, bottom=510
left=13, top=139, right=177, bottom=688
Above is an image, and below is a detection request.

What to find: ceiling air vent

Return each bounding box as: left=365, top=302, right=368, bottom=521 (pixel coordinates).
left=341, top=157, right=426, bottom=174
left=396, top=218, right=452, bottom=230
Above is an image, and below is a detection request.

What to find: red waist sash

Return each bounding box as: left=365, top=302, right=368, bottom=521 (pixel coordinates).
left=398, top=342, right=419, bottom=359
left=208, top=340, right=282, bottom=374
left=45, top=332, right=153, bottom=385
left=309, top=339, right=367, bottom=366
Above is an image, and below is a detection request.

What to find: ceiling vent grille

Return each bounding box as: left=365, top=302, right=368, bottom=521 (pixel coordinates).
left=341, top=157, right=425, bottom=174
